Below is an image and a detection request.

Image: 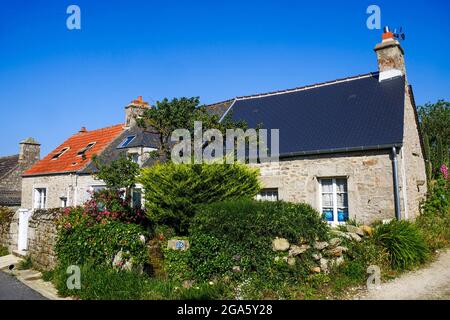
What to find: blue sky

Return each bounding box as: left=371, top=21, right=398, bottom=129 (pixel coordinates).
left=0, top=0, right=449, bottom=156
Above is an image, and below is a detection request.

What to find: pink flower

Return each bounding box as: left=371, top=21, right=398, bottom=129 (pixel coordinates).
left=64, top=222, right=72, bottom=230
left=440, top=164, right=449, bottom=180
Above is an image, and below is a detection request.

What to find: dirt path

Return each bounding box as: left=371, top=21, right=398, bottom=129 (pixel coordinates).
left=356, top=249, right=450, bottom=300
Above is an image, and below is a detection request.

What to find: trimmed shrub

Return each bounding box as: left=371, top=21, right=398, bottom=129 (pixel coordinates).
left=139, top=162, right=261, bottom=233
left=374, top=220, right=429, bottom=270
left=188, top=199, right=329, bottom=281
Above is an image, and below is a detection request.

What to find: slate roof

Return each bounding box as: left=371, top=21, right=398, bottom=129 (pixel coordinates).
left=81, top=125, right=161, bottom=174
left=23, top=124, right=125, bottom=176
left=219, top=72, right=406, bottom=157
left=0, top=155, right=19, bottom=179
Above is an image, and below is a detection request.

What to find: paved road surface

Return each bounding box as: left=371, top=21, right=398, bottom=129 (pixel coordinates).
left=0, top=272, right=47, bottom=300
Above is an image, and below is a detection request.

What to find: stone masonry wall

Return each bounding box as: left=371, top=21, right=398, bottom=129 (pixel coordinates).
left=397, top=88, right=427, bottom=219
left=252, top=150, right=397, bottom=224
left=21, top=174, right=105, bottom=209
left=27, top=210, right=60, bottom=270
left=0, top=210, right=19, bottom=252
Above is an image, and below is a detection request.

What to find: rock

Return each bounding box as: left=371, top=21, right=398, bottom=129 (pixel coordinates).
left=331, top=230, right=352, bottom=240
left=320, top=258, right=329, bottom=273
left=348, top=232, right=362, bottom=242
left=112, top=250, right=123, bottom=268
left=182, top=280, right=195, bottom=289
left=272, top=237, right=290, bottom=251
left=288, top=244, right=310, bottom=256
left=123, top=260, right=133, bottom=271
left=329, top=238, right=342, bottom=248
left=326, top=246, right=348, bottom=257
left=331, top=256, right=345, bottom=267
left=310, top=266, right=321, bottom=273
left=313, top=241, right=329, bottom=250
left=287, top=257, right=296, bottom=266
left=167, top=239, right=190, bottom=251
left=346, top=225, right=364, bottom=236
left=312, top=253, right=322, bottom=261
left=361, top=225, right=374, bottom=236
left=232, top=266, right=241, bottom=273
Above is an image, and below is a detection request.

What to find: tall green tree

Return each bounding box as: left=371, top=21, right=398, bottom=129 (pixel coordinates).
left=136, top=97, right=246, bottom=160
left=92, top=154, right=140, bottom=199
left=418, top=100, right=450, bottom=178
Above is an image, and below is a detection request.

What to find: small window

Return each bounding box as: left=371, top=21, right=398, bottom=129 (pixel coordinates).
left=77, top=142, right=96, bottom=156
left=320, top=178, right=348, bottom=224
left=132, top=188, right=142, bottom=208
left=34, top=188, right=47, bottom=209
left=118, top=136, right=136, bottom=148
left=60, top=197, right=68, bottom=208
left=51, top=147, right=70, bottom=160
left=256, top=188, right=279, bottom=202
left=130, top=153, right=140, bottom=164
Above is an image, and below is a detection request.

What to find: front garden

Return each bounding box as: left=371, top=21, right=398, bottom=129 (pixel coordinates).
left=37, top=156, right=450, bottom=300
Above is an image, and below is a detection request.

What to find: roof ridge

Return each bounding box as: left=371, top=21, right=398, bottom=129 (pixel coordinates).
left=0, top=154, right=19, bottom=160
left=235, top=72, right=379, bottom=101
left=78, top=123, right=124, bottom=133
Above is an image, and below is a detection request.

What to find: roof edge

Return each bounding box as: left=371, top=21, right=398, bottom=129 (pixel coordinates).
left=279, top=143, right=403, bottom=159
left=236, top=72, right=379, bottom=101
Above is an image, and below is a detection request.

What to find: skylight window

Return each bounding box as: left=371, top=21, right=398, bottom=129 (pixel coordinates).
left=51, top=147, right=70, bottom=160
left=77, top=142, right=96, bottom=156
left=118, top=135, right=136, bottom=148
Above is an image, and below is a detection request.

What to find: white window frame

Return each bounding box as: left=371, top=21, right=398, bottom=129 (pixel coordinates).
left=319, top=178, right=348, bottom=225
left=256, top=188, right=279, bottom=202
left=33, top=188, right=47, bottom=210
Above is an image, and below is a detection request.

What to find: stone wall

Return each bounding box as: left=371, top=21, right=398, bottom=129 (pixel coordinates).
left=27, top=210, right=60, bottom=270
left=21, top=174, right=104, bottom=209
left=252, top=150, right=397, bottom=225
left=0, top=210, right=19, bottom=252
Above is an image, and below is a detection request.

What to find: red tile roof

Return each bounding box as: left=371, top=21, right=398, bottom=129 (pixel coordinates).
left=23, top=124, right=124, bottom=176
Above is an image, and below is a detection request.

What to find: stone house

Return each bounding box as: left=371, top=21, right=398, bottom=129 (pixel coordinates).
left=21, top=96, right=158, bottom=210
left=209, top=28, right=427, bottom=224
left=0, top=138, right=40, bottom=210
left=5, top=97, right=158, bottom=256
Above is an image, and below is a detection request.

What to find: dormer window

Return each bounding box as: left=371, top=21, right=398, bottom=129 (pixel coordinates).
left=51, top=147, right=70, bottom=160
left=118, top=136, right=136, bottom=148
left=77, top=142, right=96, bottom=156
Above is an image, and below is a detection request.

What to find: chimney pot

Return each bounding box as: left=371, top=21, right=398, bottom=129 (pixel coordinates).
left=79, top=127, right=87, bottom=133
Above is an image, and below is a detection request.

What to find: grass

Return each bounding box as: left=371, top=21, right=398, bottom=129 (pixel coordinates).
left=17, top=255, right=33, bottom=270
left=0, top=245, right=8, bottom=257
left=51, top=263, right=230, bottom=300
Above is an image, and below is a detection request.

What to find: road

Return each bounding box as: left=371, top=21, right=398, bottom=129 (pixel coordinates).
left=356, top=248, right=450, bottom=300
left=0, top=272, right=47, bottom=300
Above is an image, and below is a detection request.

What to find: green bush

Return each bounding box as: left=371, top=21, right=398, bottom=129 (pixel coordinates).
left=55, top=210, right=148, bottom=267
left=416, top=176, right=450, bottom=250
left=189, top=199, right=329, bottom=281
left=374, top=220, right=429, bottom=270
left=139, top=162, right=261, bottom=233
left=161, top=238, right=193, bottom=281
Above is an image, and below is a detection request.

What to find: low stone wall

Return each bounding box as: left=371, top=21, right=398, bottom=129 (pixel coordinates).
left=0, top=209, right=19, bottom=252
left=27, top=210, right=60, bottom=270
